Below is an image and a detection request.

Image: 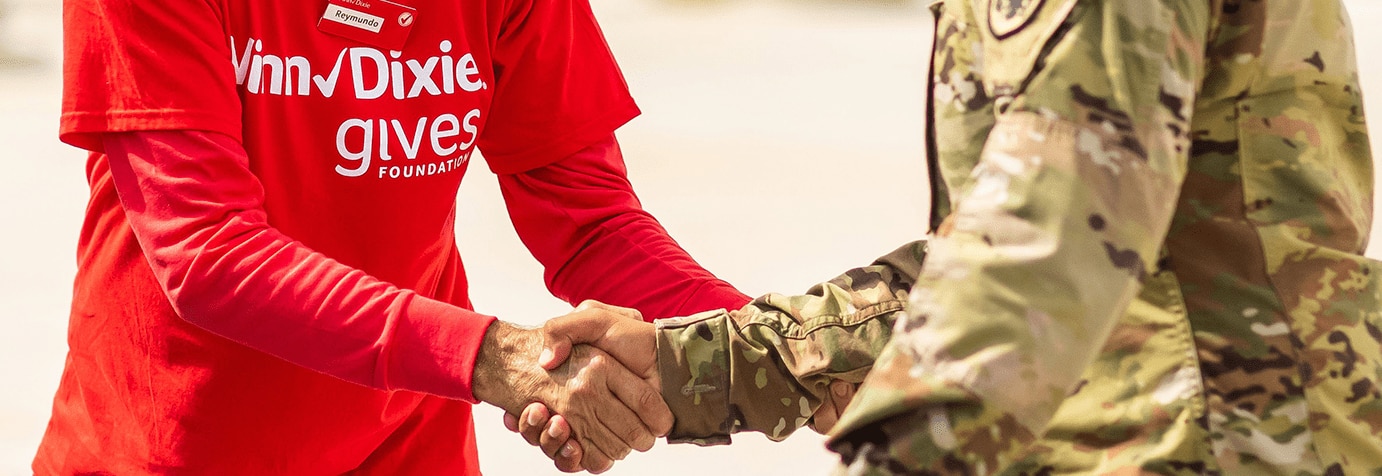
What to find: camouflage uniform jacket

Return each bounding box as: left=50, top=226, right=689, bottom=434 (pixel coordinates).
left=657, top=0, right=1382, bottom=474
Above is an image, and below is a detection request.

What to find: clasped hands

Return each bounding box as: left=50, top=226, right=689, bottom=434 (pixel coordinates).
left=473, top=301, right=856, bottom=473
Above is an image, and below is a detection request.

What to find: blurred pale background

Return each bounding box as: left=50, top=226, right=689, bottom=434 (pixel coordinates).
left=0, top=0, right=1378, bottom=475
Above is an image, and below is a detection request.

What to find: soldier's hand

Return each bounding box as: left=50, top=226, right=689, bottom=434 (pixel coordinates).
left=538, top=300, right=650, bottom=371
left=809, top=380, right=858, bottom=434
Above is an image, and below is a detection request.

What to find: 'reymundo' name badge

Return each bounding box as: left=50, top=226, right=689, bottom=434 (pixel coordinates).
left=318, top=0, right=417, bottom=51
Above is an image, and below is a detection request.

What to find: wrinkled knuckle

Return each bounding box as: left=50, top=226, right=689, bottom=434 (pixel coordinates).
left=636, top=386, right=661, bottom=411
left=570, top=382, right=597, bottom=401
left=588, top=354, right=608, bottom=369
left=618, top=425, right=643, bottom=445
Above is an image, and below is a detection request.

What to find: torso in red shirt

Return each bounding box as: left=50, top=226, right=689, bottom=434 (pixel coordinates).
left=37, top=0, right=640, bottom=473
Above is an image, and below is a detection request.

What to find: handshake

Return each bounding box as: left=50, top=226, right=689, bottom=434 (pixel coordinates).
left=470, top=300, right=858, bottom=474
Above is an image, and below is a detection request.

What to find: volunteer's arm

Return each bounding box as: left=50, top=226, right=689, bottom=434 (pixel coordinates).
left=825, top=1, right=1210, bottom=473
left=103, top=130, right=669, bottom=472
left=495, top=134, right=752, bottom=472
left=498, top=133, right=752, bottom=319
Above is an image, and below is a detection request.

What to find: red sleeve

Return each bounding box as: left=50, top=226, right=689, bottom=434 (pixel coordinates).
left=104, top=130, right=495, bottom=402
left=61, top=0, right=241, bottom=151
left=477, top=0, right=640, bottom=174
left=498, top=135, right=751, bottom=320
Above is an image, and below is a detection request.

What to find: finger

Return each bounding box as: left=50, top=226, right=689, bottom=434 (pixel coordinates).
left=810, top=397, right=839, bottom=434
left=530, top=411, right=583, bottom=473
left=539, top=414, right=576, bottom=463
left=537, top=342, right=568, bottom=371
left=576, top=300, right=644, bottom=321
left=570, top=386, right=640, bottom=463
left=517, top=402, right=550, bottom=446
left=831, top=380, right=858, bottom=416
left=559, top=384, right=623, bottom=470
left=811, top=381, right=857, bottom=434
left=606, top=363, right=672, bottom=440
left=582, top=416, right=636, bottom=464
left=503, top=412, right=520, bottom=433
left=552, top=439, right=584, bottom=473
left=576, top=434, right=616, bottom=475
left=600, top=359, right=668, bottom=449
left=567, top=354, right=644, bottom=460
left=539, top=309, right=620, bottom=370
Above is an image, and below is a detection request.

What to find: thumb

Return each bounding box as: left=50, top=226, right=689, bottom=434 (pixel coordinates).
left=575, top=300, right=644, bottom=322
left=537, top=308, right=621, bottom=370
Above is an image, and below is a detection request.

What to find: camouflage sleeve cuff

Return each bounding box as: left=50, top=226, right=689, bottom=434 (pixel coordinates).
left=655, top=309, right=735, bottom=446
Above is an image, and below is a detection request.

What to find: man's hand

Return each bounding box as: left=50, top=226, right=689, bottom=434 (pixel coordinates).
left=538, top=300, right=653, bottom=372
left=504, top=402, right=582, bottom=471
left=501, top=301, right=658, bottom=472
left=508, top=379, right=860, bottom=466
left=472, top=312, right=670, bottom=474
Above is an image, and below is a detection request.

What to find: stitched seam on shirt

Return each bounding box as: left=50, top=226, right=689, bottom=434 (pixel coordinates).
left=734, top=300, right=906, bottom=341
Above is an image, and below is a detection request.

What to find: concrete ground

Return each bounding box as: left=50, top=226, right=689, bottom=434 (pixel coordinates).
left=1, top=0, right=1379, bottom=474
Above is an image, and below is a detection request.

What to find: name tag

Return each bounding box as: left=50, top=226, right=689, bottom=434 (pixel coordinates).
left=318, top=0, right=416, bottom=51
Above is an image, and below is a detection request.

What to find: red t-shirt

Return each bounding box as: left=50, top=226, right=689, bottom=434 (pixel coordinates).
left=37, top=0, right=749, bottom=474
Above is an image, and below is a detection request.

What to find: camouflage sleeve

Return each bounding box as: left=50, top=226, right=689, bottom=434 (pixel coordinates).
left=655, top=240, right=927, bottom=445
left=825, top=0, right=1213, bottom=472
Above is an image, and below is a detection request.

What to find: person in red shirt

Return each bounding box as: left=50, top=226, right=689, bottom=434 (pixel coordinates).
left=33, top=0, right=751, bottom=474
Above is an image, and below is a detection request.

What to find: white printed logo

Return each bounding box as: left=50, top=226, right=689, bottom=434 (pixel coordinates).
left=230, top=37, right=486, bottom=180
left=230, top=38, right=486, bottom=99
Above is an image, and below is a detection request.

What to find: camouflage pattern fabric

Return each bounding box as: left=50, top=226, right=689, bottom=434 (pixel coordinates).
left=655, top=241, right=926, bottom=444
left=656, top=0, right=1381, bottom=473
left=824, top=0, right=1381, bottom=474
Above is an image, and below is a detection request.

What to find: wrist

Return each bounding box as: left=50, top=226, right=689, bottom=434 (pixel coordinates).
left=473, top=320, right=541, bottom=411
left=385, top=296, right=495, bottom=402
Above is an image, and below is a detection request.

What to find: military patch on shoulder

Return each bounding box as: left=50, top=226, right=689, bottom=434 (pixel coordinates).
left=988, top=0, right=1044, bottom=39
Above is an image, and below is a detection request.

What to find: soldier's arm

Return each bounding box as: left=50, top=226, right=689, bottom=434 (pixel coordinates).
left=656, top=240, right=927, bottom=445
left=825, top=0, right=1213, bottom=473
